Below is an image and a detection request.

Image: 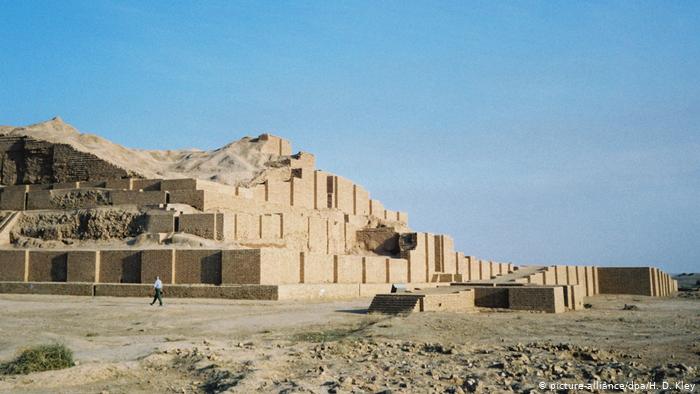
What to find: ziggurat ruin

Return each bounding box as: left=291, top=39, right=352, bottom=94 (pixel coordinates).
left=0, top=118, right=678, bottom=313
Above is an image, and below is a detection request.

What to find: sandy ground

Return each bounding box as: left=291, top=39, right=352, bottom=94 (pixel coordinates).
left=0, top=294, right=697, bottom=393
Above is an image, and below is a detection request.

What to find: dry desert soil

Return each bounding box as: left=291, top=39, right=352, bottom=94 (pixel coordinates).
left=0, top=293, right=698, bottom=393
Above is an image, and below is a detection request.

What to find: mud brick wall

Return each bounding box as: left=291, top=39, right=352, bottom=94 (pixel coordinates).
left=467, top=256, right=481, bottom=281
left=145, top=211, right=175, bottom=233
left=325, top=218, right=343, bottom=254
left=369, top=199, right=385, bottom=219
left=478, top=260, right=490, bottom=280
left=66, top=251, right=98, bottom=282
left=406, top=249, right=427, bottom=283
left=0, top=136, right=131, bottom=185
left=222, top=249, right=299, bottom=285
left=26, top=190, right=52, bottom=210
left=396, top=212, right=409, bottom=224
left=473, top=287, right=509, bottom=308
left=100, top=250, right=141, bottom=283
left=281, top=212, right=306, bottom=250
left=313, top=171, right=331, bottom=209
left=201, top=190, right=238, bottom=211
left=131, top=179, right=161, bottom=191
left=260, top=214, right=282, bottom=239
left=27, top=251, right=67, bottom=282
left=78, top=180, right=107, bottom=188
left=575, top=266, right=585, bottom=287
left=651, top=268, right=660, bottom=296
left=26, top=184, right=52, bottom=191
left=168, top=284, right=279, bottom=300
left=0, top=250, right=27, bottom=281
left=94, top=283, right=279, bottom=300
left=424, top=234, right=437, bottom=278
left=111, top=190, right=166, bottom=206
left=387, top=258, right=409, bottom=283
left=235, top=213, right=258, bottom=240
left=439, top=236, right=456, bottom=274
left=542, top=267, right=556, bottom=285
left=179, top=213, right=217, bottom=239
left=509, top=286, right=566, bottom=313
left=265, top=180, right=291, bottom=206
left=52, top=143, right=132, bottom=182
left=421, top=291, right=474, bottom=312
left=0, top=188, right=26, bottom=210
left=222, top=249, right=262, bottom=284
left=0, top=282, right=94, bottom=296
left=432, top=236, right=445, bottom=274
left=584, top=267, right=595, bottom=296
left=566, top=284, right=585, bottom=310
left=53, top=181, right=78, bottom=189
left=332, top=176, right=354, bottom=214
left=175, top=249, right=221, bottom=285
left=291, top=174, right=314, bottom=209
left=344, top=222, right=359, bottom=253
left=528, top=272, right=544, bottom=285
left=169, top=190, right=205, bottom=210
left=455, top=253, right=466, bottom=277
left=597, top=267, right=654, bottom=296
left=280, top=138, right=292, bottom=156
left=289, top=152, right=315, bottom=168
left=94, top=283, right=152, bottom=297
left=353, top=185, right=369, bottom=216
left=307, top=216, right=327, bottom=253
left=251, top=184, right=266, bottom=202
left=662, top=272, right=669, bottom=296
left=554, top=266, right=568, bottom=285
left=194, top=180, right=238, bottom=196
left=217, top=213, right=235, bottom=241
left=401, top=233, right=428, bottom=283
left=362, top=256, right=387, bottom=284
left=301, top=253, right=333, bottom=284
left=141, top=249, right=174, bottom=284
left=160, top=178, right=197, bottom=191
left=258, top=134, right=292, bottom=156
left=566, top=266, right=578, bottom=285
left=105, top=178, right=133, bottom=190
left=334, top=255, right=363, bottom=283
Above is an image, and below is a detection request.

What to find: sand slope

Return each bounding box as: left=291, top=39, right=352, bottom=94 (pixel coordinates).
left=0, top=117, right=288, bottom=186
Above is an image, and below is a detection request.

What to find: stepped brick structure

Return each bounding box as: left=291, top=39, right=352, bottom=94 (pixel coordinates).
left=0, top=119, right=678, bottom=312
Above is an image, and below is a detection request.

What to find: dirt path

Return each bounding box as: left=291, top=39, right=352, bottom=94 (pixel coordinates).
left=0, top=294, right=697, bottom=393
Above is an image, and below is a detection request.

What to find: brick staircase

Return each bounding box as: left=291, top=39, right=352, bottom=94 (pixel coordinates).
left=368, top=294, right=423, bottom=314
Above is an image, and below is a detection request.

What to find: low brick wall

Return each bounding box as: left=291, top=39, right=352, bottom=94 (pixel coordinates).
left=277, top=283, right=360, bottom=300
left=598, top=267, right=654, bottom=296
left=0, top=250, right=27, bottom=281
left=28, top=251, right=68, bottom=282
left=94, top=284, right=278, bottom=300
left=472, top=287, right=509, bottom=308
left=508, top=286, right=566, bottom=313
left=0, top=282, right=94, bottom=296
left=100, top=250, right=141, bottom=283
left=421, top=290, right=475, bottom=312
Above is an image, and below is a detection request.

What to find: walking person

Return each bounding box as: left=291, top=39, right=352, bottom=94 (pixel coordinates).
left=150, top=276, right=164, bottom=306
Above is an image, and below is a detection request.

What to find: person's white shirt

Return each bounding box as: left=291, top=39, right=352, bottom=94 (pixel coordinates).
left=154, top=278, right=163, bottom=289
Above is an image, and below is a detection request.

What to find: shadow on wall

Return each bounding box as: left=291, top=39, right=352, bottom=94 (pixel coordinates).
left=50, top=255, right=67, bottom=282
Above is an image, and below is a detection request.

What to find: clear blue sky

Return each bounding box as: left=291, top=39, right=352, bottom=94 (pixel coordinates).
left=1, top=1, right=698, bottom=272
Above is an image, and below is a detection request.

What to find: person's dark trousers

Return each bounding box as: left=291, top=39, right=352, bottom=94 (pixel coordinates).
left=150, top=288, right=163, bottom=306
